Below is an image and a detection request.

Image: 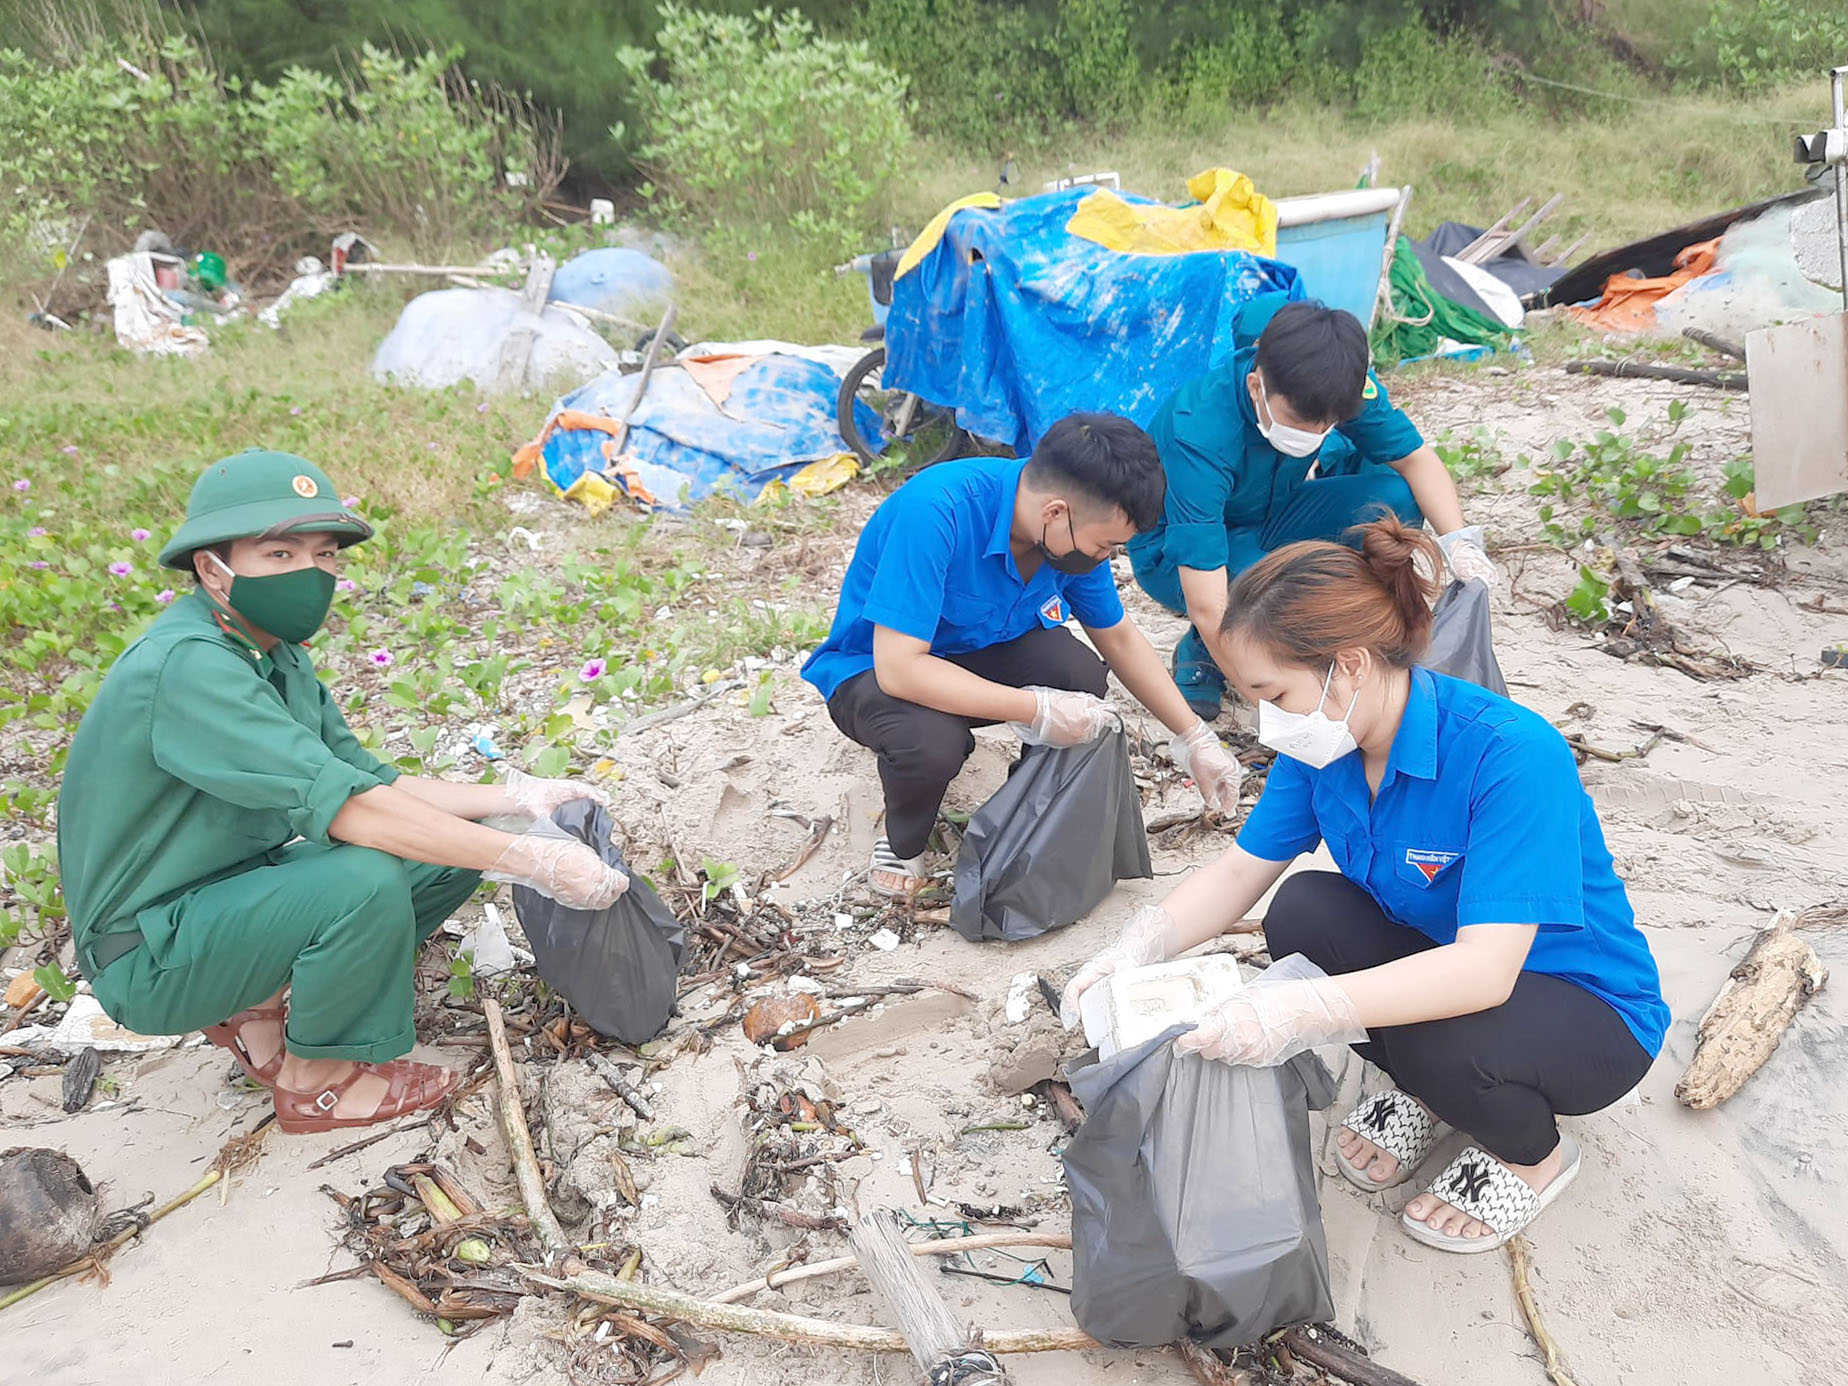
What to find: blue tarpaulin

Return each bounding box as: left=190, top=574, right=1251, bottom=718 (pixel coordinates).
left=529, top=354, right=875, bottom=507
left=884, top=188, right=1302, bottom=456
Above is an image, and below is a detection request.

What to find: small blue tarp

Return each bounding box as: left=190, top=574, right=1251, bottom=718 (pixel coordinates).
left=884, top=188, right=1302, bottom=456
left=532, top=354, right=875, bottom=507
left=549, top=248, right=674, bottom=320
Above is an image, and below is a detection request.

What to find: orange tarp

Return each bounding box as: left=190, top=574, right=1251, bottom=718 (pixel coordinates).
left=1564, top=238, right=1720, bottom=333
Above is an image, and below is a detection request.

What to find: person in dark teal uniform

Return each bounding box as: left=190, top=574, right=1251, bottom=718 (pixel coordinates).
left=1128, top=294, right=1495, bottom=717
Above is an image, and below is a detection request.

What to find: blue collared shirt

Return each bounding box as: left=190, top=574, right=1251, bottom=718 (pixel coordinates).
left=1238, top=667, right=1670, bottom=1054
left=800, top=456, right=1126, bottom=701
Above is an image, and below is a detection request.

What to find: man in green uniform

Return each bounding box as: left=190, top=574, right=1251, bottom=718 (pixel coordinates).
left=57, top=449, right=626, bottom=1134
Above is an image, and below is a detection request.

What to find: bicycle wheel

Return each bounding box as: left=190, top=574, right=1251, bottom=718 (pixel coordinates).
left=836, top=347, right=969, bottom=472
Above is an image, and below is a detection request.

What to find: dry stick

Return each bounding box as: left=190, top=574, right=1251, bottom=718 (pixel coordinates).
left=1278, top=1327, right=1429, bottom=1386
left=1682, top=327, right=1746, bottom=361
left=1508, top=1236, right=1582, bottom=1386
left=713, top=1232, right=1074, bottom=1305
left=1675, top=912, right=1828, bottom=1109
left=851, top=1208, right=1002, bottom=1383
left=305, top=1115, right=436, bottom=1171
left=483, top=997, right=572, bottom=1264
left=1175, top=1339, right=1257, bottom=1386
left=607, top=302, right=680, bottom=463
left=523, top=1268, right=1097, bottom=1354
left=0, top=1124, right=271, bottom=1313
left=586, top=1049, right=656, bottom=1121
left=1564, top=360, right=1747, bottom=390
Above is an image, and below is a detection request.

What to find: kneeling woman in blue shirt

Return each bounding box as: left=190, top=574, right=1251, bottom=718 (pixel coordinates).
left=1062, top=516, right=1668, bottom=1252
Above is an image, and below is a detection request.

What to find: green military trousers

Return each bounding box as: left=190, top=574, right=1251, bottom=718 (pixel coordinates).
left=91, top=841, right=480, bottom=1064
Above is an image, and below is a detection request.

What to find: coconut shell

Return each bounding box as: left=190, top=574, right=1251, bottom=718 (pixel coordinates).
left=0, top=1147, right=101, bottom=1284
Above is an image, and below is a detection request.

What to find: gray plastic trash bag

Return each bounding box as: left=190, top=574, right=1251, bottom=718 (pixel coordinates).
left=1423, top=578, right=1507, bottom=696
left=508, top=800, right=686, bottom=1044
left=950, top=729, right=1152, bottom=942
left=1064, top=1030, right=1337, bottom=1349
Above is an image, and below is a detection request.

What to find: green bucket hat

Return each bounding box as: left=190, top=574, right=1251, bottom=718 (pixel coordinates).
left=159, top=449, right=373, bottom=571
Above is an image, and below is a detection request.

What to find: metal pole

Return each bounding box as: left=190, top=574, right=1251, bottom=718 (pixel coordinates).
left=1834, top=65, right=1848, bottom=313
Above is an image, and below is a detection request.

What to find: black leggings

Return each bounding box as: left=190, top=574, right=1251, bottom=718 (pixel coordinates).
left=826, top=625, right=1108, bottom=859
left=1264, top=871, right=1655, bottom=1165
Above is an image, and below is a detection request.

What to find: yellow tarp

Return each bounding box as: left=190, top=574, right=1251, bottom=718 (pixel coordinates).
left=1065, top=167, right=1278, bottom=259
left=895, top=192, right=1004, bottom=279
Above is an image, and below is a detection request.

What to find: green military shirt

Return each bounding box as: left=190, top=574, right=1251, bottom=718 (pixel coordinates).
left=57, top=588, right=398, bottom=973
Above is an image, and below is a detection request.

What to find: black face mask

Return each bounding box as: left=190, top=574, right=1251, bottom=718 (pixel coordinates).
left=1038, top=510, right=1105, bottom=575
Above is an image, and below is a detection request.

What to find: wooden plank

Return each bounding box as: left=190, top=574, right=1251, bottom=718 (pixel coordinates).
left=1746, top=312, right=1848, bottom=509
left=849, top=1208, right=1004, bottom=1383
left=1461, top=193, right=1563, bottom=265
left=1368, top=185, right=1413, bottom=333
left=1454, top=198, right=1530, bottom=261
left=493, top=254, right=556, bottom=393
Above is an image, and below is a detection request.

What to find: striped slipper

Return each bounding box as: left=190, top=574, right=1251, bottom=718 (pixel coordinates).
left=869, top=837, right=929, bottom=899
left=1401, top=1135, right=1583, bottom=1254
left=1336, top=1087, right=1442, bottom=1191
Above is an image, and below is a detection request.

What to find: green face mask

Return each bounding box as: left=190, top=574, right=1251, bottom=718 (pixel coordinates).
left=208, top=552, right=336, bottom=644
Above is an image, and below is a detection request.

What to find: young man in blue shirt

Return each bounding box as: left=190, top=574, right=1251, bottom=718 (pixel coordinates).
left=1127, top=296, right=1495, bottom=718
left=802, top=413, right=1243, bottom=896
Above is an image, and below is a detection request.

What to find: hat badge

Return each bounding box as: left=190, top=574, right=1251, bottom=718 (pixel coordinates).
left=291, top=474, right=319, bottom=498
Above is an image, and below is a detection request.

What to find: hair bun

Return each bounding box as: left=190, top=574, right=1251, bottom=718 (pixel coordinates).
left=1358, top=513, right=1441, bottom=650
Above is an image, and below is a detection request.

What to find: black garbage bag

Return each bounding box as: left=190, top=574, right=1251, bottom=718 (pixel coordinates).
left=1064, top=1029, right=1337, bottom=1350
left=949, top=728, right=1152, bottom=942
left=1424, top=578, right=1507, bottom=696
left=508, top=800, right=686, bottom=1044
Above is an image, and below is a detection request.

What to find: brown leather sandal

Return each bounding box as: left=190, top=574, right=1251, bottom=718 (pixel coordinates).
left=202, top=1001, right=288, bottom=1087
left=272, top=1058, right=458, bottom=1135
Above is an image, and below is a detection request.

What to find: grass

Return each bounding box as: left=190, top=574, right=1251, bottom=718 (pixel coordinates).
left=0, top=289, right=841, bottom=857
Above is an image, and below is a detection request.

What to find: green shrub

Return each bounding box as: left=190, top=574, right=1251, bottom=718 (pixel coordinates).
left=857, top=0, right=1063, bottom=150
left=0, top=33, right=557, bottom=279
left=1056, top=0, right=1141, bottom=126
left=1350, top=21, right=1512, bottom=123
left=617, top=5, right=913, bottom=252
left=1670, top=0, right=1845, bottom=91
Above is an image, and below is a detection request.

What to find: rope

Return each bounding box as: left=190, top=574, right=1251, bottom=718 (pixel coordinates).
left=1514, top=72, right=1818, bottom=127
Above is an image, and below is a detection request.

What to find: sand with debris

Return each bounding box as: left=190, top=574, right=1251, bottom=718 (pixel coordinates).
left=3, top=369, right=1845, bottom=1386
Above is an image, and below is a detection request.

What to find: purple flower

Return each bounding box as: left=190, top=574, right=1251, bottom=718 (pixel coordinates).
left=11, top=479, right=27, bottom=492
left=131, top=527, right=151, bottom=542
left=156, top=589, right=175, bottom=603
left=60, top=446, right=78, bottom=457
left=477, top=402, right=489, bottom=413
left=290, top=406, right=303, bottom=416
left=369, top=649, right=394, bottom=669
left=579, top=657, right=608, bottom=682
left=342, top=495, right=360, bottom=509
left=28, top=527, right=46, bottom=538
left=27, top=561, right=48, bottom=570
left=108, top=560, right=132, bottom=577
left=426, top=442, right=439, bottom=452
left=335, top=578, right=358, bottom=593
left=746, top=251, right=758, bottom=262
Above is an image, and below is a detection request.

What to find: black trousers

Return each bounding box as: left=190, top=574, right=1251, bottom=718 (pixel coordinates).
left=826, top=625, right=1108, bottom=859
left=1264, top=871, right=1654, bottom=1165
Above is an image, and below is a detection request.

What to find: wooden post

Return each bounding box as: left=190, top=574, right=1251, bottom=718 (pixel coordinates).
left=1369, top=185, right=1414, bottom=333
left=850, top=1208, right=1005, bottom=1383
left=493, top=254, right=557, bottom=394
left=606, top=301, right=679, bottom=468
left=1675, top=914, right=1828, bottom=1109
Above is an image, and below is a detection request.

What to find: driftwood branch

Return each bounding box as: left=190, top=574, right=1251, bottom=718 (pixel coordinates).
left=483, top=997, right=572, bottom=1262
left=1564, top=360, right=1746, bottom=390
left=1175, top=1339, right=1258, bottom=1385
left=713, top=1232, right=1073, bottom=1305
left=1675, top=914, right=1828, bottom=1109
left=523, top=1267, right=1096, bottom=1354
left=1508, top=1236, right=1582, bottom=1386
left=1279, top=1327, right=1429, bottom=1386
left=851, top=1208, right=1003, bottom=1383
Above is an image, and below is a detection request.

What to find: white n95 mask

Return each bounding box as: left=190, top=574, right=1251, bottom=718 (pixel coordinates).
left=1256, top=375, right=1333, bottom=459
left=1257, top=663, right=1360, bottom=768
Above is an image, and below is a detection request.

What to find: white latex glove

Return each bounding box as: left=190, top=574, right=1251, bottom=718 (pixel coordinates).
left=1012, top=686, right=1119, bottom=748
left=1436, top=525, right=1497, bottom=587
left=487, top=833, right=629, bottom=910
left=499, top=767, right=612, bottom=818
left=1058, top=904, right=1177, bottom=1030
left=1172, top=953, right=1366, bottom=1066
left=1171, top=721, right=1243, bottom=816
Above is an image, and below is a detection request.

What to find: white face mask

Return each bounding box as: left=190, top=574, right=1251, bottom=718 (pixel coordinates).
left=1255, top=375, right=1333, bottom=459
left=1258, top=663, right=1360, bottom=768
